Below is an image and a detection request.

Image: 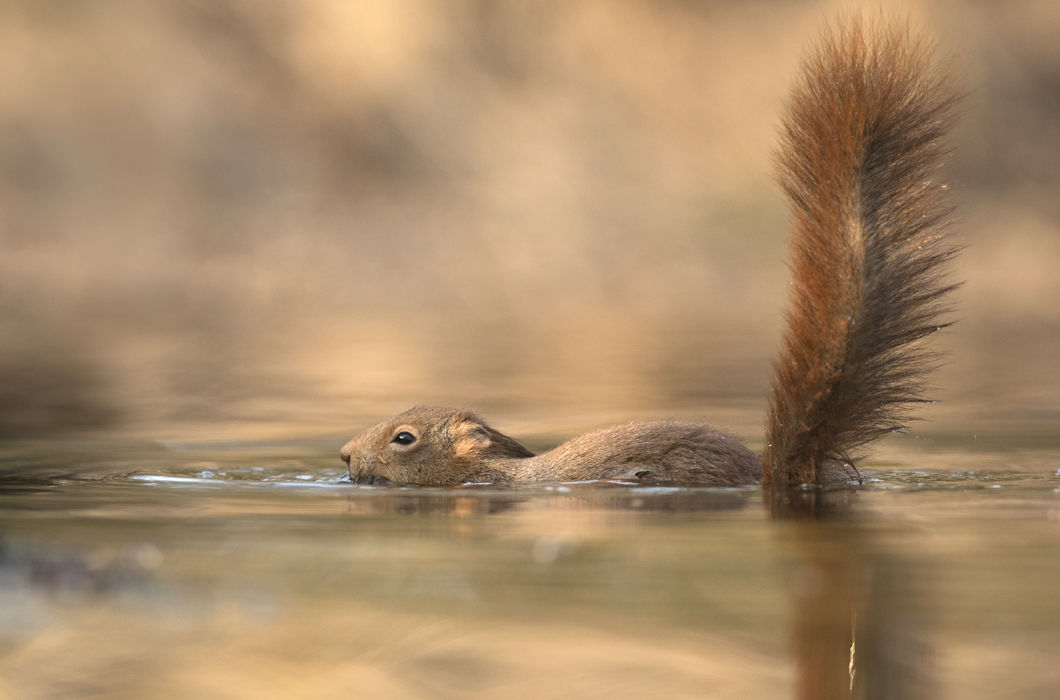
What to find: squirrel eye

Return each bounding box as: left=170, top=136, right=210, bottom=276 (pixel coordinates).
left=391, top=431, right=416, bottom=446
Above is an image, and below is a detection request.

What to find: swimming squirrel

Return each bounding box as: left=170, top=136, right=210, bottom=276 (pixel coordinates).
left=340, top=18, right=960, bottom=489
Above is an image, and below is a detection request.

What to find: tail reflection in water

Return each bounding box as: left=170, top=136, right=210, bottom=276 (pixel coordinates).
left=773, top=490, right=935, bottom=700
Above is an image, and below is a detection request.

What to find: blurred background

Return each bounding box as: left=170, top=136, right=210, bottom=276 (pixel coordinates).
left=1, top=0, right=1057, bottom=446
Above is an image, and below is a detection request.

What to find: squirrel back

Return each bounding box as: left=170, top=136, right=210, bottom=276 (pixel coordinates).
left=338, top=18, right=960, bottom=489
left=762, top=19, right=960, bottom=487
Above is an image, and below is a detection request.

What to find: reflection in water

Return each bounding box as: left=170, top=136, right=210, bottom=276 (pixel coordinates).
left=772, top=490, right=935, bottom=700
left=330, top=481, right=938, bottom=698
left=337, top=486, right=752, bottom=518
left=1, top=442, right=1059, bottom=698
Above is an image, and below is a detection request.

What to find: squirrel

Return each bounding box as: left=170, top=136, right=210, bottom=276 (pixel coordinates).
left=339, top=18, right=960, bottom=489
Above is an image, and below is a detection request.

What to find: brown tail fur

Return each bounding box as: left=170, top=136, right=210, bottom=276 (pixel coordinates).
left=762, top=19, right=961, bottom=488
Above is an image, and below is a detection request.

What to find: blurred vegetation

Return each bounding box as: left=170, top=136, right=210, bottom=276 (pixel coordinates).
left=0, top=1, right=1057, bottom=441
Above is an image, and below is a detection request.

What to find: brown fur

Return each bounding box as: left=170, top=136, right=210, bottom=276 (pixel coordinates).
left=340, top=18, right=959, bottom=489
left=762, top=19, right=960, bottom=487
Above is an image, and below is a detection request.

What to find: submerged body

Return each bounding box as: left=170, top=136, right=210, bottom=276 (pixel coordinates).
left=340, top=19, right=959, bottom=488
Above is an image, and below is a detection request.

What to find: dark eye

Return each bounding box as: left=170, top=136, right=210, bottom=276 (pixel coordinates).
left=392, top=431, right=416, bottom=446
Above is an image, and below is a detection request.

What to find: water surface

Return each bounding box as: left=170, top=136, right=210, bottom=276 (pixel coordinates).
left=1, top=437, right=1058, bottom=699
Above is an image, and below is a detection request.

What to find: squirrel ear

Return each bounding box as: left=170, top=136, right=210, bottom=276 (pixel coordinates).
left=452, top=421, right=492, bottom=459
left=466, top=424, right=494, bottom=447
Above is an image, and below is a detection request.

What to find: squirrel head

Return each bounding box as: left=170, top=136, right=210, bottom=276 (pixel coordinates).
left=339, top=406, right=534, bottom=486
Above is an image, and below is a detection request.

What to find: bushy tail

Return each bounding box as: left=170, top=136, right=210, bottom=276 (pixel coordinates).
left=763, top=19, right=961, bottom=487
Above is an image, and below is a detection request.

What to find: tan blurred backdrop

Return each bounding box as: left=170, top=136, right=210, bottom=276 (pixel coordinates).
left=1, top=1, right=1057, bottom=444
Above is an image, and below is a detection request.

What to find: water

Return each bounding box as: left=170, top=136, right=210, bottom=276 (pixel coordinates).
left=1, top=438, right=1058, bottom=699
